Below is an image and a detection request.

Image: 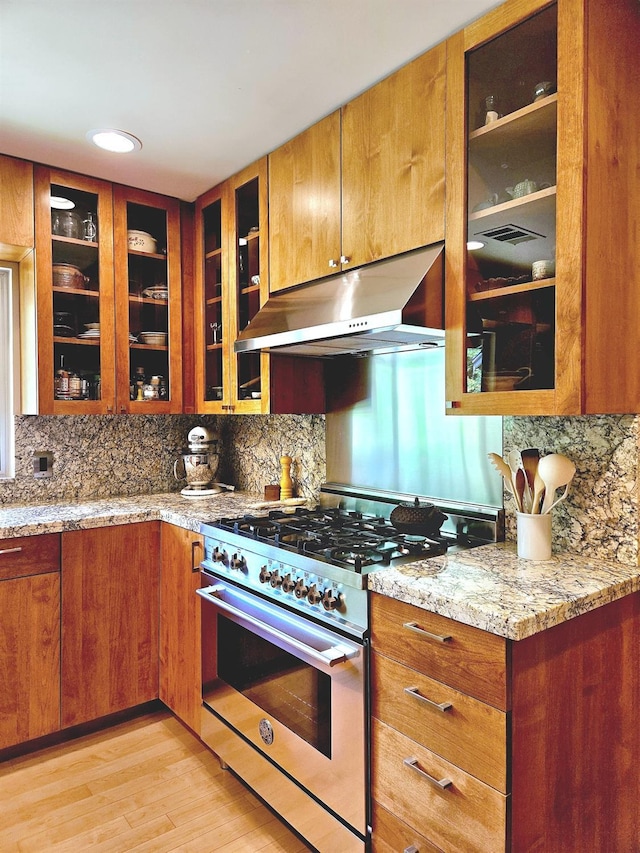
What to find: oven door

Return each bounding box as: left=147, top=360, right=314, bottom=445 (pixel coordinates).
left=196, top=576, right=366, bottom=835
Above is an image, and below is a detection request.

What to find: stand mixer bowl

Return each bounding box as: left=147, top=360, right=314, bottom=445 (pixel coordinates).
left=174, top=425, right=220, bottom=492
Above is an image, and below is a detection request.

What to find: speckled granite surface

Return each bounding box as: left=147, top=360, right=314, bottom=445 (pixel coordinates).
left=2, top=492, right=638, bottom=641
left=503, top=415, right=639, bottom=564
left=0, top=491, right=305, bottom=539
left=368, top=542, right=640, bottom=640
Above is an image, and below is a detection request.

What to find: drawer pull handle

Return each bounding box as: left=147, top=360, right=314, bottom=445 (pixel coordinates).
left=403, top=757, right=452, bottom=790
left=404, top=686, right=452, bottom=713
left=191, top=540, right=203, bottom=572
left=0, top=546, right=23, bottom=556
left=403, top=621, right=452, bottom=643
left=404, top=848, right=419, bottom=853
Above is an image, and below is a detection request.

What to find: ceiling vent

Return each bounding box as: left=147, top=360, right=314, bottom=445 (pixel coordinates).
left=474, top=223, right=545, bottom=245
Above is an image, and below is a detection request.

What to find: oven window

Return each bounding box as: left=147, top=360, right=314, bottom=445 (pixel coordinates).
left=218, top=615, right=332, bottom=757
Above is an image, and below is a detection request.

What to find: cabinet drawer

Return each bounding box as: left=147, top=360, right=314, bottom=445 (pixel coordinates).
left=0, top=534, right=60, bottom=581
left=372, top=718, right=508, bottom=853
left=372, top=652, right=508, bottom=792
left=370, top=593, right=509, bottom=709
left=372, top=801, right=443, bottom=853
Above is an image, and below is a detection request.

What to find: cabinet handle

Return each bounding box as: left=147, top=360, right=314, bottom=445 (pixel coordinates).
left=106, top=406, right=114, bottom=413
left=328, top=259, right=339, bottom=268
left=403, top=757, right=452, bottom=790
left=0, top=546, right=23, bottom=556
left=191, top=540, right=202, bottom=572
left=340, top=255, right=350, bottom=265
left=403, top=621, right=452, bottom=643
left=404, top=848, right=419, bottom=853
left=404, top=686, right=452, bottom=713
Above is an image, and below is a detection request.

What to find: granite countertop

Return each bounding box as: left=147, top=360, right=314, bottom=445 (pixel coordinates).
left=368, top=542, right=640, bottom=640
left=0, top=491, right=280, bottom=540
left=3, top=494, right=640, bottom=641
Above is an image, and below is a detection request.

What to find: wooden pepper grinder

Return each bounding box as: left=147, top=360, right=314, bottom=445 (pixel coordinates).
left=279, top=455, right=293, bottom=500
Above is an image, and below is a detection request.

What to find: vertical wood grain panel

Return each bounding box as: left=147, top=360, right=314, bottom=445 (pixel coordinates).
left=61, top=523, right=160, bottom=727
left=159, top=524, right=202, bottom=734
left=0, top=573, right=60, bottom=748
left=0, top=155, right=34, bottom=252
left=341, top=42, right=446, bottom=268
left=268, top=112, right=341, bottom=291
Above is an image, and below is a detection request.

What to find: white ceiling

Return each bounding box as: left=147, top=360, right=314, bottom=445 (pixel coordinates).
left=1, top=0, right=500, bottom=202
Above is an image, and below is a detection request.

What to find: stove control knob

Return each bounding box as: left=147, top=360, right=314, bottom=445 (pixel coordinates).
left=231, top=553, right=246, bottom=571
left=213, top=547, right=228, bottom=565
left=259, top=565, right=271, bottom=583
left=322, top=588, right=344, bottom=611
left=307, top=584, right=322, bottom=606
left=270, top=570, right=282, bottom=588
left=281, top=573, right=296, bottom=593
left=294, top=578, right=309, bottom=599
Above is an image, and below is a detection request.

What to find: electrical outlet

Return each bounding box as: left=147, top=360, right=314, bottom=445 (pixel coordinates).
left=33, top=451, right=53, bottom=478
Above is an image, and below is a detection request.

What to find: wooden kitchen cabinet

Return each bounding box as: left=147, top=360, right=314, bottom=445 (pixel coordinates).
left=61, top=523, right=160, bottom=727
left=159, top=524, right=203, bottom=734
left=445, top=0, right=640, bottom=415
left=33, top=168, right=184, bottom=414
left=341, top=42, right=446, bottom=269
left=269, top=44, right=446, bottom=294
left=194, top=159, right=325, bottom=414
left=370, top=590, right=640, bottom=851
left=34, top=166, right=117, bottom=413
left=0, top=534, right=60, bottom=749
left=113, top=184, right=183, bottom=413
left=268, top=112, right=341, bottom=293
left=0, top=154, right=34, bottom=258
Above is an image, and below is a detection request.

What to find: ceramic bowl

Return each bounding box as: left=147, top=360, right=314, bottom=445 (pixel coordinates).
left=127, top=230, right=157, bottom=253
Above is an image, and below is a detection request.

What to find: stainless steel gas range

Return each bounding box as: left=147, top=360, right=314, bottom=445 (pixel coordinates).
left=196, top=489, right=502, bottom=852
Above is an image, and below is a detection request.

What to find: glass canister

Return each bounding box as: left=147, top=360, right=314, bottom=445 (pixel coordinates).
left=52, top=210, right=83, bottom=239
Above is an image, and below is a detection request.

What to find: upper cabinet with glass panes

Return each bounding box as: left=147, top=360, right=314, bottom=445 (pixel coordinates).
left=445, top=0, right=640, bottom=415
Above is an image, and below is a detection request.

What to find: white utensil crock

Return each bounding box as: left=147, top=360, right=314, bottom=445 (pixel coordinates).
left=516, top=512, right=552, bottom=560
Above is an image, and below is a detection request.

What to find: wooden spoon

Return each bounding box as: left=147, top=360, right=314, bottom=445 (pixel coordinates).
left=521, top=448, right=544, bottom=514
left=538, top=453, right=576, bottom=514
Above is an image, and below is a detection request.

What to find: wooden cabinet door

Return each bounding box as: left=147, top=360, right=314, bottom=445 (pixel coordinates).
left=34, top=166, right=117, bottom=414
left=0, top=154, right=34, bottom=257
left=0, top=572, right=60, bottom=749
left=61, top=523, right=160, bottom=727
left=113, top=185, right=183, bottom=413
left=342, top=42, right=446, bottom=269
left=159, top=524, right=203, bottom=734
left=268, top=111, right=341, bottom=292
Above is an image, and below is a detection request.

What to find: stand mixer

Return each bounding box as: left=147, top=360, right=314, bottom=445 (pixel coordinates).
left=174, top=426, right=221, bottom=498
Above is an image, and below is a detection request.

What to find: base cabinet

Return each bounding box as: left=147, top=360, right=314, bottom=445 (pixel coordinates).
left=61, top=523, right=160, bottom=727
left=159, top=524, right=203, bottom=734
left=370, top=591, right=640, bottom=852
left=0, top=534, right=60, bottom=749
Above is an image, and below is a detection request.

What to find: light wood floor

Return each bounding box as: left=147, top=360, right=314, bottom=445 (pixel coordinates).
left=0, top=710, right=312, bottom=853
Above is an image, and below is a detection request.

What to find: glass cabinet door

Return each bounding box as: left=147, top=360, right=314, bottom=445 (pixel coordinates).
left=464, top=4, right=557, bottom=398
left=114, top=186, right=182, bottom=413
left=35, top=167, right=116, bottom=413
left=228, top=159, right=269, bottom=413
left=195, top=185, right=228, bottom=411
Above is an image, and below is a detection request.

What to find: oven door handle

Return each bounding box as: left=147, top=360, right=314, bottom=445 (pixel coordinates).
left=196, top=584, right=359, bottom=669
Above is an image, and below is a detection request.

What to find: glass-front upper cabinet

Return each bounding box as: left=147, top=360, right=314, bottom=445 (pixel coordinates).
left=34, top=167, right=116, bottom=413
left=227, top=159, right=269, bottom=413
left=194, top=183, right=228, bottom=412
left=194, top=159, right=269, bottom=414
left=446, top=2, right=559, bottom=414
left=113, top=186, right=182, bottom=413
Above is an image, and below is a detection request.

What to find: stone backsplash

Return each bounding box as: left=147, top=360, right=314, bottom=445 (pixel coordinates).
left=3, top=411, right=637, bottom=568
left=0, top=413, right=326, bottom=508
left=504, top=415, right=639, bottom=565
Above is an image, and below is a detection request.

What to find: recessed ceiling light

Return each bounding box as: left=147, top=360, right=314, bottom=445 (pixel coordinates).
left=50, top=195, right=75, bottom=210
left=87, top=129, right=142, bottom=153
left=467, top=240, right=485, bottom=250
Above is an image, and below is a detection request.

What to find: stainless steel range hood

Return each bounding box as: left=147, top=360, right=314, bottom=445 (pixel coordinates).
left=234, top=242, right=444, bottom=357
